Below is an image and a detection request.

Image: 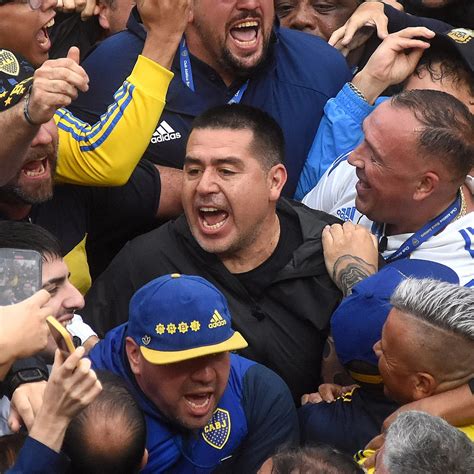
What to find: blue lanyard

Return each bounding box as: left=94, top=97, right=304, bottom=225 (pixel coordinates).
left=179, top=38, right=248, bottom=104
left=384, top=193, right=461, bottom=262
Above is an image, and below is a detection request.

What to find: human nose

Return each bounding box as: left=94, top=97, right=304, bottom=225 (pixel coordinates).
left=190, top=363, right=215, bottom=384
left=31, top=123, right=54, bottom=147
left=286, top=5, right=318, bottom=32
left=39, top=0, right=58, bottom=12
left=63, top=282, right=85, bottom=312
left=373, top=340, right=382, bottom=359
left=195, top=169, right=219, bottom=195
left=347, top=146, right=365, bottom=169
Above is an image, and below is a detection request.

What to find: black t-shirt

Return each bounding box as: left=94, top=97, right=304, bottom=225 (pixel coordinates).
left=234, top=211, right=303, bottom=299
left=0, top=161, right=160, bottom=293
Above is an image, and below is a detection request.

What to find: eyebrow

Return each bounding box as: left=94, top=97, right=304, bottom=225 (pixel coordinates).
left=42, top=274, right=69, bottom=288
left=184, top=156, right=245, bottom=168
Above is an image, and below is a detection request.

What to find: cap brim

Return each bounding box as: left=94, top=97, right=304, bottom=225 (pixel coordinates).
left=140, top=331, right=248, bottom=365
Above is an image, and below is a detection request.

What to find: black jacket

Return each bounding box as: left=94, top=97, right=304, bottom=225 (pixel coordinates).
left=83, top=199, right=342, bottom=401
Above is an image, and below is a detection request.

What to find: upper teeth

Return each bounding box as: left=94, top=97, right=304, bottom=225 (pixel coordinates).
left=200, top=207, right=219, bottom=212
left=236, top=21, right=258, bottom=28
left=45, top=18, right=55, bottom=28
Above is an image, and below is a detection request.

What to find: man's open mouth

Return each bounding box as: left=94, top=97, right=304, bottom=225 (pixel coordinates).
left=21, top=158, right=49, bottom=179
left=36, top=17, right=55, bottom=51
left=184, top=393, right=213, bottom=415
left=199, top=207, right=229, bottom=231
left=229, top=19, right=260, bottom=46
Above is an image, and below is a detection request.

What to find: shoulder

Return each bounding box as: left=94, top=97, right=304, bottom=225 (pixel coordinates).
left=274, top=28, right=351, bottom=94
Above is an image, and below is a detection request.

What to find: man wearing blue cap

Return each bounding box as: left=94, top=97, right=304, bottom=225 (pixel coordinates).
left=89, top=274, right=298, bottom=473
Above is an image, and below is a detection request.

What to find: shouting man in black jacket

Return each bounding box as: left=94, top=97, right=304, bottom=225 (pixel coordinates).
left=82, top=105, right=373, bottom=401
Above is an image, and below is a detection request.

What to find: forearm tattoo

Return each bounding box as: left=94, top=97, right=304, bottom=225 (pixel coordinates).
left=332, top=255, right=377, bottom=297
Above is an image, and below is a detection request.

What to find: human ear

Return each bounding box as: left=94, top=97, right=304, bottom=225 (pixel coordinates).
left=125, top=337, right=141, bottom=375
left=412, top=372, right=437, bottom=400
left=267, top=164, right=287, bottom=202
left=413, top=172, right=438, bottom=201
left=97, top=3, right=111, bottom=31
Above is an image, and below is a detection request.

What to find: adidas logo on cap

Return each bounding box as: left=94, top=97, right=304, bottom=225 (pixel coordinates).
left=151, top=120, right=182, bottom=144
left=208, top=310, right=227, bottom=329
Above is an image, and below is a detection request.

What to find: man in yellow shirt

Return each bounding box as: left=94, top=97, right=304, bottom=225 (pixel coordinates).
left=0, top=0, right=190, bottom=187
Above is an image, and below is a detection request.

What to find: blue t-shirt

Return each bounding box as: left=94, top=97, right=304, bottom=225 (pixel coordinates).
left=70, top=10, right=351, bottom=197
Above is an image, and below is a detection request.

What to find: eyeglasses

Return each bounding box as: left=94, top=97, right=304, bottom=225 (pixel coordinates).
left=0, top=0, right=43, bottom=10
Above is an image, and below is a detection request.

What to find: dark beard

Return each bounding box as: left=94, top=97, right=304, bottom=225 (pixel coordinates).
left=217, top=31, right=272, bottom=81
left=0, top=157, right=56, bottom=206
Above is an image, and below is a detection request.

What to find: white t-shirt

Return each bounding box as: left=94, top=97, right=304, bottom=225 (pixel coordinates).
left=303, top=159, right=474, bottom=286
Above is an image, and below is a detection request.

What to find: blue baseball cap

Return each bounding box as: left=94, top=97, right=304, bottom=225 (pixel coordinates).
left=0, top=49, right=34, bottom=112
left=127, top=274, right=248, bottom=364
left=332, top=259, right=459, bottom=369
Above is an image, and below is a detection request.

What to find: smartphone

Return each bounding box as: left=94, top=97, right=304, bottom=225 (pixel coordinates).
left=0, top=248, right=42, bottom=306
left=46, top=316, right=76, bottom=356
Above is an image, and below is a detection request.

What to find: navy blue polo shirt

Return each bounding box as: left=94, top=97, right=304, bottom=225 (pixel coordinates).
left=71, top=10, right=351, bottom=197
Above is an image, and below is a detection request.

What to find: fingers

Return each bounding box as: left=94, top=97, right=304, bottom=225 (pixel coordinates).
left=66, top=46, right=81, bottom=64
left=8, top=407, right=23, bottom=433
left=26, top=288, right=51, bottom=307
left=301, top=392, right=324, bottom=405
left=365, top=433, right=385, bottom=451
left=11, top=397, right=35, bottom=431
left=373, top=14, right=389, bottom=41
left=328, top=26, right=346, bottom=48
left=60, top=346, right=86, bottom=374
left=80, top=0, right=97, bottom=19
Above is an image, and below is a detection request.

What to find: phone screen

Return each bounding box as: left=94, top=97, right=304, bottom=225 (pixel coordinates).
left=0, top=248, right=42, bottom=305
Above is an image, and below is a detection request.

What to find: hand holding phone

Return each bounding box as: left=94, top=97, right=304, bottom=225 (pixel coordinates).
left=46, top=316, right=76, bottom=356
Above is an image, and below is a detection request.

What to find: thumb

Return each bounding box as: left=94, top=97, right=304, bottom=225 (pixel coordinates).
left=67, top=46, right=81, bottom=64
left=26, top=289, right=51, bottom=307
left=8, top=406, right=23, bottom=433
left=52, top=347, right=66, bottom=370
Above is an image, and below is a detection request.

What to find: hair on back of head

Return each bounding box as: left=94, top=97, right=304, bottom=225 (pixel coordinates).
left=269, top=444, right=364, bottom=473
left=391, top=278, right=474, bottom=343
left=415, top=41, right=474, bottom=98
left=0, top=221, right=62, bottom=262
left=190, top=104, right=285, bottom=170
left=391, top=89, right=474, bottom=180
left=382, top=411, right=474, bottom=473
left=63, top=371, right=146, bottom=474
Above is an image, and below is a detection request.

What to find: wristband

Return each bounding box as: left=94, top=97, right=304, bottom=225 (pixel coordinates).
left=3, top=357, right=49, bottom=399
left=348, top=82, right=368, bottom=103
left=469, top=378, right=474, bottom=395
left=67, top=314, right=98, bottom=344
left=23, top=86, right=37, bottom=126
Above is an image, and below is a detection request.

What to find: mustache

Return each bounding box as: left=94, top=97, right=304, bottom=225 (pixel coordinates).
left=227, top=9, right=262, bottom=27
left=194, top=197, right=229, bottom=210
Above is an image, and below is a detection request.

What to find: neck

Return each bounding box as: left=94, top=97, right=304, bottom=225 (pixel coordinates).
left=386, top=192, right=460, bottom=236
left=0, top=202, right=31, bottom=221
left=185, top=30, right=237, bottom=87
left=220, top=214, right=280, bottom=274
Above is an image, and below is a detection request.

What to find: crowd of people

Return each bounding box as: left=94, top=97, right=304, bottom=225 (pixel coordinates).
left=0, top=0, right=473, bottom=472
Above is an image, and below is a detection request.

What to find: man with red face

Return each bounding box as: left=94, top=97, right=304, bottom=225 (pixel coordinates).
left=89, top=274, right=298, bottom=473
left=70, top=0, right=351, bottom=197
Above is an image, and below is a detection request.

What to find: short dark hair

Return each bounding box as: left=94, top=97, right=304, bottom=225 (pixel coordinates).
left=62, top=371, right=146, bottom=474
left=190, top=104, right=285, bottom=169
left=0, top=433, right=27, bottom=471
left=0, top=221, right=62, bottom=262
left=414, top=41, right=474, bottom=98
left=391, top=89, right=474, bottom=180
left=268, top=445, right=364, bottom=473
